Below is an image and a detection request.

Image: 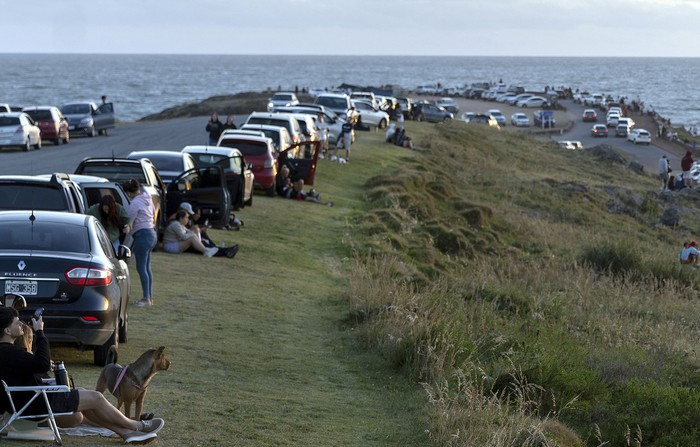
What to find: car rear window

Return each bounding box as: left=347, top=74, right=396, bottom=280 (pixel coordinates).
left=0, top=184, right=68, bottom=211
left=77, top=164, right=146, bottom=183
left=247, top=117, right=292, bottom=134
left=61, top=104, right=90, bottom=114
left=315, top=97, right=348, bottom=110
left=139, top=155, right=182, bottom=173
left=25, top=110, right=52, bottom=120
left=0, top=117, right=20, bottom=126
left=0, top=221, right=88, bottom=253
left=219, top=139, right=269, bottom=156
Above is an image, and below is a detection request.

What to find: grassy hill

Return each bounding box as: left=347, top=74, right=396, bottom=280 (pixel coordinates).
left=40, top=119, right=700, bottom=446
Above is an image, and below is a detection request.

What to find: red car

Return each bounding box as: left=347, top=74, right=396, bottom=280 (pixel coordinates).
left=22, top=106, right=69, bottom=145
left=591, top=124, right=608, bottom=137
left=582, top=109, right=598, bottom=122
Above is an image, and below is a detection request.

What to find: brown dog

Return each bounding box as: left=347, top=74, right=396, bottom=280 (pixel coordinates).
left=95, top=346, right=171, bottom=420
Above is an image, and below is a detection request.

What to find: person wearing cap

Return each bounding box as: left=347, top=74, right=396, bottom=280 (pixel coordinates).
left=162, top=210, right=219, bottom=257
left=679, top=241, right=700, bottom=265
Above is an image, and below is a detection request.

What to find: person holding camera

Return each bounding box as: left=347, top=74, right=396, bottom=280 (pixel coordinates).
left=0, top=307, right=165, bottom=444
left=205, top=112, right=224, bottom=145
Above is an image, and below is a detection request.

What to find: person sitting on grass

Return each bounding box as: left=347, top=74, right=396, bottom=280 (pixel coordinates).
left=162, top=210, right=238, bottom=258
left=275, top=165, right=332, bottom=206
left=679, top=241, right=700, bottom=265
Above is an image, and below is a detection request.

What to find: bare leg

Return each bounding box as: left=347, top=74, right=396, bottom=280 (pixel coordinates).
left=60, top=390, right=142, bottom=436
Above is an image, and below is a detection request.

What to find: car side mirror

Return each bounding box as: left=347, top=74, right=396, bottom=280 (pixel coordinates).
left=117, top=245, right=131, bottom=261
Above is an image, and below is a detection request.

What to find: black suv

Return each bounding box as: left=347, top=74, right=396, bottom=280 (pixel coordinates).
left=0, top=173, right=85, bottom=213
left=74, top=157, right=231, bottom=231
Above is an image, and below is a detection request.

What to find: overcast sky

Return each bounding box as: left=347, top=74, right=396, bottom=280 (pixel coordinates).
left=3, top=0, right=700, bottom=57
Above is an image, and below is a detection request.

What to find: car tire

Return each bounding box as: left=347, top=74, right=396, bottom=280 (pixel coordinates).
left=378, top=118, right=387, bottom=129
left=88, top=126, right=97, bottom=137
left=119, top=313, right=128, bottom=344
left=265, top=186, right=275, bottom=197
left=94, top=327, right=118, bottom=366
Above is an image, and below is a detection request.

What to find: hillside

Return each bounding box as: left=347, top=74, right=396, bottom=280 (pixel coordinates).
left=349, top=120, right=700, bottom=446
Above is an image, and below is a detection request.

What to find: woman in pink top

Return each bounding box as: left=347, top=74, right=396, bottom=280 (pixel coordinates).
left=124, top=179, right=157, bottom=307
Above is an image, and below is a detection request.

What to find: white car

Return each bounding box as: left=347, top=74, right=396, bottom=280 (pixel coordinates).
left=517, top=96, right=548, bottom=108
left=557, top=140, right=583, bottom=150
left=267, top=92, right=299, bottom=111
left=460, top=112, right=476, bottom=122
left=487, top=109, right=506, bottom=126
left=627, top=128, right=652, bottom=145
left=606, top=114, right=621, bottom=127
left=0, top=112, right=41, bottom=151
left=435, top=97, right=459, bottom=114
left=508, top=93, right=534, bottom=105
left=510, top=112, right=530, bottom=127
left=351, top=100, right=390, bottom=129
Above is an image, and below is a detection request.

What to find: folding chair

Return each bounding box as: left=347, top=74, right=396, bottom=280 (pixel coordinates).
left=0, top=380, right=73, bottom=445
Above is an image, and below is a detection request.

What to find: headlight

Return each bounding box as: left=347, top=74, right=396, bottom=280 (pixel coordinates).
left=267, top=102, right=274, bottom=110
left=80, top=117, right=93, bottom=125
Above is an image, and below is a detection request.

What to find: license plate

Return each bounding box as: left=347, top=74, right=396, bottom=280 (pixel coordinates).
left=5, top=280, right=38, bottom=296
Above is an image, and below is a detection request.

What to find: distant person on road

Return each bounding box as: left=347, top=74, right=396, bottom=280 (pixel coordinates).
left=101, top=95, right=107, bottom=105
left=206, top=112, right=225, bottom=145
left=124, top=179, right=157, bottom=308
left=681, top=150, right=694, bottom=188
left=658, top=155, right=669, bottom=191
left=222, top=114, right=237, bottom=131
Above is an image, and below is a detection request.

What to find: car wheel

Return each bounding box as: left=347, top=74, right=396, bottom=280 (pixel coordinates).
left=94, top=327, right=118, bottom=366
left=265, top=186, right=275, bottom=197
left=119, top=313, right=128, bottom=344
left=378, top=118, right=387, bottom=129
left=244, top=193, right=253, bottom=207
left=88, top=126, right=97, bottom=137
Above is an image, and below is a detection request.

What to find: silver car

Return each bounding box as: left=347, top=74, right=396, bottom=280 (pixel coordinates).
left=0, top=112, right=41, bottom=151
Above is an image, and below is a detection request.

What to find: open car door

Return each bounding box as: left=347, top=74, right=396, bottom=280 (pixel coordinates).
left=94, top=102, right=115, bottom=131
left=167, top=166, right=231, bottom=228
left=278, top=140, right=321, bottom=186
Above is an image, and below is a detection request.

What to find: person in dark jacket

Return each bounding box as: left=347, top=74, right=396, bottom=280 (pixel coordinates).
left=222, top=114, right=237, bottom=131
left=681, top=150, right=694, bottom=188
left=205, top=112, right=224, bottom=145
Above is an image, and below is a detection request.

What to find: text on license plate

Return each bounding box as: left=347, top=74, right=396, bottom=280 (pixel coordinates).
left=5, top=280, right=38, bottom=295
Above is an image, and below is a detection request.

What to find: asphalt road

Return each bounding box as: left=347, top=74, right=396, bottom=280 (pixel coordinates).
left=0, top=116, right=222, bottom=176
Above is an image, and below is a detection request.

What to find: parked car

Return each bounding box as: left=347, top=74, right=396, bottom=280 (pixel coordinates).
left=533, top=110, right=556, bottom=128
left=488, top=109, right=506, bottom=126
left=618, top=117, right=635, bottom=129
left=66, top=174, right=131, bottom=212
left=0, top=210, right=130, bottom=365
left=244, top=112, right=304, bottom=146
left=461, top=112, right=476, bottom=122
left=22, top=106, right=69, bottom=145
left=582, top=109, right=598, bottom=122
left=60, top=102, right=115, bottom=137
left=240, top=123, right=293, bottom=153
left=0, top=112, right=41, bottom=151
left=267, top=105, right=345, bottom=147
left=510, top=112, right=530, bottom=127
left=467, top=114, right=499, bottom=128
left=606, top=114, right=621, bottom=127
left=181, top=145, right=254, bottom=209
left=217, top=133, right=279, bottom=196
left=349, top=92, right=378, bottom=109
left=415, top=103, right=453, bottom=122
left=127, top=151, right=198, bottom=184
left=0, top=173, right=85, bottom=213
left=591, top=124, right=609, bottom=137
left=615, top=124, right=631, bottom=138
left=508, top=93, right=534, bottom=106
left=435, top=98, right=459, bottom=114
left=518, top=96, right=549, bottom=108
left=397, top=97, right=413, bottom=119
left=267, top=92, right=299, bottom=111
left=313, top=93, right=358, bottom=122
left=75, top=157, right=231, bottom=229
left=627, top=128, right=652, bottom=145
left=351, top=100, right=390, bottom=129
left=557, top=140, right=583, bottom=150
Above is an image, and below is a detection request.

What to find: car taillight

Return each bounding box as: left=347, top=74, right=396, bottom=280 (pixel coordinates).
left=65, top=267, right=113, bottom=286
left=264, top=158, right=274, bottom=168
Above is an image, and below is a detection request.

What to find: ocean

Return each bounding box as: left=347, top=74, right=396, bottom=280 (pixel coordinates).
left=2, top=54, right=699, bottom=126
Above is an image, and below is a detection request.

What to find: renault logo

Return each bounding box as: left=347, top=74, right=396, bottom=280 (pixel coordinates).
left=17, top=261, right=26, bottom=271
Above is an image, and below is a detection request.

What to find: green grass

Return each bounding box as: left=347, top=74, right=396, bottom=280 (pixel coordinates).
left=10, top=127, right=428, bottom=446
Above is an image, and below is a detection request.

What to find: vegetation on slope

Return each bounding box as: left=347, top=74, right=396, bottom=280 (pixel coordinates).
left=348, top=121, right=700, bottom=446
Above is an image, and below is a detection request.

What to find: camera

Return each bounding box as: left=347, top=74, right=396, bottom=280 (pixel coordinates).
left=32, top=307, right=44, bottom=321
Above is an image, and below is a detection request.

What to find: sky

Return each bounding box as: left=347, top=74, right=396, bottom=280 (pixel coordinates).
left=3, top=0, right=700, bottom=57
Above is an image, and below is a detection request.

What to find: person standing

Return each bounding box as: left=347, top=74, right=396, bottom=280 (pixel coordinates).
left=222, top=114, right=237, bottom=131
left=86, top=195, right=130, bottom=252
left=658, top=155, right=669, bottom=191
left=123, top=179, right=157, bottom=308
left=340, top=117, right=354, bottom=161
left=206, top=112, right=224, bottom=145
left=681, top=150, right=694, bottom=188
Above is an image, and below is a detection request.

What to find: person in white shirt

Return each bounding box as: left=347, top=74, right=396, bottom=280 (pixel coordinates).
left=658, top=155, right=669, bottom=191
left=679, top=241, right=700, bottom=265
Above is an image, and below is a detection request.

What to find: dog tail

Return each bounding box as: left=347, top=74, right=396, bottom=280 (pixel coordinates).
left=108, top=345, right=118, bottom=364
